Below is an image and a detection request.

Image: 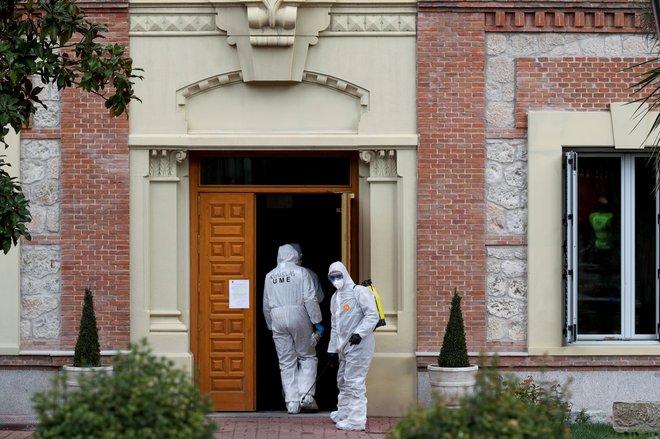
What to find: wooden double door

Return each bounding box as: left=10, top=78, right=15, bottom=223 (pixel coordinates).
left=194, top=191, right=355, bottom=411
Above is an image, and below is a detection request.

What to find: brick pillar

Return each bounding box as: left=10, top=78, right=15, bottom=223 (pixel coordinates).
left=417, top=11, right=487, bottom=354
left=60, top=4, right=131, bottom=350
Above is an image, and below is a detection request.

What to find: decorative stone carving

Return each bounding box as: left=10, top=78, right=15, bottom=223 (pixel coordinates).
left=329, top=14, right=416, bottom=33
left=246, top=0, right=297, bottom=46
left=177, top=70, right=370, bottom=111
left=360, top=149, right=397, bottom=178
left=130, top=14, right=219, bottom=33
left=613, top=401, right=660, bottom=433
left=216, top=6, right=331, bottom=81
left=149, top=149, right=186, bottom=179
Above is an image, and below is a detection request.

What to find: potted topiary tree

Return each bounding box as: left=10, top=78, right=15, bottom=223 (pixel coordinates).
left=62, top=288, right=112, bottom=388
left=427, top=289, right=479, bottom=407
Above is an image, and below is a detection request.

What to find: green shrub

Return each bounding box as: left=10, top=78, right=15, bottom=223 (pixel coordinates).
left=73, top=288, right=101, bottom=367
left=437, top=290, right=470, bottom=367
left=391, top=361, right=571, bottom=439
left=33, top=340, right=216, bottom=439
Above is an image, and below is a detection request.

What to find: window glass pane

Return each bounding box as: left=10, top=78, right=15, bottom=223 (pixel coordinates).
left=576, top=156, right=621, bottom=335
left=199, top=156, right=351, bottom=186
left=634, top=157, right=656, bottom=335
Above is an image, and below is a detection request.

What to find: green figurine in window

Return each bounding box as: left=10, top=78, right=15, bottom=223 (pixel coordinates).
left=589, top=197, right=614, bottom=251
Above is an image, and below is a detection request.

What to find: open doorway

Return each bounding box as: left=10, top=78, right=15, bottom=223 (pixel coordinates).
left=256, top=193, right=342, bottom=411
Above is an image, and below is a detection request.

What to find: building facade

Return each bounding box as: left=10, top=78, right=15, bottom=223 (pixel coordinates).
left=1, top=0, right=659, bottom=421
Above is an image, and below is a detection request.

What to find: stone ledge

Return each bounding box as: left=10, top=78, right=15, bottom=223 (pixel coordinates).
left=612, top=401, right=660, bottom=433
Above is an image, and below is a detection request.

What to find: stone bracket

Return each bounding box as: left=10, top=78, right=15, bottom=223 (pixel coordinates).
left=148, top=149, right=187, bottom=180
left=360, top=149, right=398, bottom=178
left=216, top=6, right=331, bottom=81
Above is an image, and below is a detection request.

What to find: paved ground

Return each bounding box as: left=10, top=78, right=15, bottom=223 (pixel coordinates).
left=0, top=412, right=400, bottom=438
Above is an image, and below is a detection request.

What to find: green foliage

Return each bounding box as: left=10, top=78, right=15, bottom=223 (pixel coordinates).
left=0, top=0, right=142, bottom=252
left=0, top=156, right=31, bottom=254
left=33, top=340, right=216, bottom=439
left=391, top=361, right=572, bottom=439
left=569, top=423, right=656, bottom=439
left=437, top=290, right=470, bottom=367
left=73, top=288, right=101, bottom=367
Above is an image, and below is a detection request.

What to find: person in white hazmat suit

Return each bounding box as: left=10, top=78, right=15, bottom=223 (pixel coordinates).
left=290, top=243, right=324, bottom=304
left=326, top=261, right=379, bottom=431
left=263, top=244, right=324, bottom=414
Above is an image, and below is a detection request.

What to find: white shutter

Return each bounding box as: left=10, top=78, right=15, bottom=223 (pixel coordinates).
left=563, top=151, right=578, bottom=343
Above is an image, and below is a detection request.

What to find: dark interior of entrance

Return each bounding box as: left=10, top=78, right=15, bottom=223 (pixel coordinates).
left=256, top=193, right=342, bottom=411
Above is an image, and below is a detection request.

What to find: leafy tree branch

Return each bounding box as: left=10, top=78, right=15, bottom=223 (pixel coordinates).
left=0, top=0, right=142, bottom=254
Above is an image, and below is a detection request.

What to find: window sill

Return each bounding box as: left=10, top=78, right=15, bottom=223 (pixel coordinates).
left=529, top=344, right=660, bottom=356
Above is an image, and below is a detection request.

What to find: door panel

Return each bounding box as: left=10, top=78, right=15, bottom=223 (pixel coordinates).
left=199, top=193, right=255, bottom=411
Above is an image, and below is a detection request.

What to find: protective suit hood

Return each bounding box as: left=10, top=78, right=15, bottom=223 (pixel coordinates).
left=290, top=243, right=303, bottom=265
left=328, top=261, right=356, bottom=290
left=276, top=244, right=299, bottom=266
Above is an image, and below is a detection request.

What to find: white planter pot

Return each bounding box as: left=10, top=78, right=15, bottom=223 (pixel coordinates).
left=427, top=364, right=478, bottom=408
left=62, top=365, right=113, bottom=389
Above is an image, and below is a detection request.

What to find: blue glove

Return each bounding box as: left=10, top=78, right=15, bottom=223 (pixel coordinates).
left=314, top=323, right=325, bottom=336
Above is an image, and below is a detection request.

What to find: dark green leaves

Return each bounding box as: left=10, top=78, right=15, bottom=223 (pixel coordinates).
left=0, top=0, right=142, bottom=253
left=0, top=0, right=143, bottom=145
left=0, top=157, right=31, bottom=254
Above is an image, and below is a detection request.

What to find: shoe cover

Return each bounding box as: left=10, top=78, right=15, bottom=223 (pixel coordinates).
left=301, top=395, right=318, bottom=411
left=330, top=411, right=343, bottom=423
left=336, top=420, right=365, bottom=431
left=286, top=401, right=300, bottom=414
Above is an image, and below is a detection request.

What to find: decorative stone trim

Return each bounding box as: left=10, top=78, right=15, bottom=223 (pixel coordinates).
left=177, top=70, right=370, bottom=109
left=360, top=149, right=397, bottom=178
left=148, top=149, right=187, bottom=179
left=302, top=72, right=370, bottom=108
left=130, top=13, right=219, bottom=33
left=484, top=10, right=641, bottom=32
left=328, top=14, right=416, bottom=33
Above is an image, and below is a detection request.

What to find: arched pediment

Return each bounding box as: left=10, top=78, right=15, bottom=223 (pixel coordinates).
left=176, top=71, right=369, bottom=133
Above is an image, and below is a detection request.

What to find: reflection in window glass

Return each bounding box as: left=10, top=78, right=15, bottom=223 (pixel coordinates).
left=576, top=156, right=621, bottom=335
left=200, top=156, right=351, bottom=186
left=635, top=157, right=656, bottom=335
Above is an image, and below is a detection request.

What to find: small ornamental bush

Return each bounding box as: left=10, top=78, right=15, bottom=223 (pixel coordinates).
left=33, top=340, right=216, bottom=439
left=437, top=290, right=470, bottom=367
left=73, top=288, right=101, bottom=367
left=391, top=360, right=572, bottom=439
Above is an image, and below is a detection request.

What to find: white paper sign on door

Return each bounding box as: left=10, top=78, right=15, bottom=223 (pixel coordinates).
left=229, top=279, right=250, bottom=309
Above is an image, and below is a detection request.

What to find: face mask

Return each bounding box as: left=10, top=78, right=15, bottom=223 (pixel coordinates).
left=332, top=279, right=344, bottom=289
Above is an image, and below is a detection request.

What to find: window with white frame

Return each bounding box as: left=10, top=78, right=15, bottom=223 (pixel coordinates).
left=563, top=151, right=659, bottom=343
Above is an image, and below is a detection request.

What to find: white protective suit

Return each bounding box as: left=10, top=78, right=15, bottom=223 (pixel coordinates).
left=263, top=244, right=323, bottom=414
left=290, top=243, right=325, bottom=304
left=327, top=261, right=380, bottom=431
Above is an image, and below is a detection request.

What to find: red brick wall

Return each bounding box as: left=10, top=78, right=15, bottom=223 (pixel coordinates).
left=417, top=11, right=487, bottom=354
left=516, top=57, right=652, bottom=129
left=59, top=3, right=130, bottom=351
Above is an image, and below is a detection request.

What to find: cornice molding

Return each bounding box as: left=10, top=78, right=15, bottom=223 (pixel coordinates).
left=483, top=9, right=642, bottom=32
left=418, top=1, right=646, bottom=9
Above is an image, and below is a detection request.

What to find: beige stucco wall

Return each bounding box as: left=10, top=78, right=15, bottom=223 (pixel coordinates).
left=128, top=0, right=418, bottom=415
left=0, top=128, right=21, bottom=354
left=528, top=105, right=660, bottom=356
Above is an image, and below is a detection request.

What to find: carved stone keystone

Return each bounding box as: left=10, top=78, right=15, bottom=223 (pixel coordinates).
left=216, top=4, right=331, bottom=82
left=612, top=401, right=660, bottom=433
